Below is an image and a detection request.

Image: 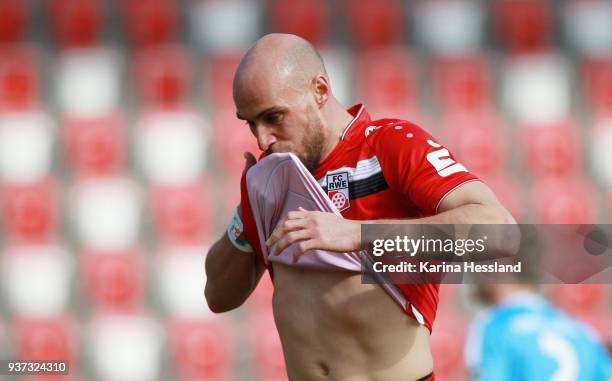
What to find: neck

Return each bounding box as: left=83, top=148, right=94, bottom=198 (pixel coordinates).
left=319, top=101, right=355, bottom=161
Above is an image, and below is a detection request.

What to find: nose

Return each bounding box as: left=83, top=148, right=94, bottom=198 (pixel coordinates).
left=254, top=126, right=277, bottom=152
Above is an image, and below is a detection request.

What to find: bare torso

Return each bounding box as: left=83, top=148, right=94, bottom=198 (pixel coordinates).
left=271, top=262, right=434, bottom=381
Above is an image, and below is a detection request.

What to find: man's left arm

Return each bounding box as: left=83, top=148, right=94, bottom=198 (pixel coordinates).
left=267, top=180, right=515, bottom=262
left=267, top=123, right=517, bottom=262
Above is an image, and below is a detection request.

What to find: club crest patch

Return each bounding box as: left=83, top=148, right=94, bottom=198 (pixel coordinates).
left=326, top=172, right=350, bottom=212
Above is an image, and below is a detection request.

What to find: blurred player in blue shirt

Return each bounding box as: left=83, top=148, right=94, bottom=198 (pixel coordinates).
left=465, top=284, right=611, bottom=381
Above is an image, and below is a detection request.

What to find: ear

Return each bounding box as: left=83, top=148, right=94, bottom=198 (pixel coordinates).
left=312, top=74, right=330, bottom=107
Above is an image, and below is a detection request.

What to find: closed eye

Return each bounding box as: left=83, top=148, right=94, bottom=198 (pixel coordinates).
left=265, top=112, right=284, bottom=125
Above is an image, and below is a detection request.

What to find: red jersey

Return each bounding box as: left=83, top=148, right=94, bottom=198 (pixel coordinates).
left=241, top=104, right=479, bottom=331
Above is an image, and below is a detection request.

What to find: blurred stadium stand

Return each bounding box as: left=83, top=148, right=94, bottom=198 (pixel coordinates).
left=0, top=0, right=610, bottom=380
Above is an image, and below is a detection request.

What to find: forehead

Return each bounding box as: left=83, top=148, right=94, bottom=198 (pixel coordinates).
left=233, top=67, right=305, bottom=118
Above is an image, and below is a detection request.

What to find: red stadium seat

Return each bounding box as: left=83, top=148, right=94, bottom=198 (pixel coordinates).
left=344, top=0, right=404, bottom=49
left=519, top=120, right=581, bottom=178
left=440, top=112, right=507, bottom=178
left=432, top=55, right=493, bottom=114
left=481, top=175, right=525, bottom=221
left=436, top=284, right=459, bottom=313
left=135, top=109, right=207, bottom=185
left=550, top=284, right=609, bottom=315
left=80, top=249, right=145, bottom=311
left=132, top=45, right=192, bottom=107
left=12, top=316, right=77, bottom=363
left=0, top=45, right=38, bottom=110
left=244, top=274, right=274, bottom=312
left=430, top=313, right=468, bottom=380
left=206, top=53, right=242, bottom=110
left=268, top=0, right=330, bottom=45
left=49, top=0, right=103, bottom=47
left=574, top=311, right=612, bottom=344
left=493, top=0, right=552, bottom=53
left=211, top=110, right=260, bottom=181
left=246, top=311, right=288, bottom=381
left=581, top=57, right=612, bottom=116
left=1, top=179, right=58, bottom=242
left=0, top=0, right=27, bottom=43
left=355, top=47, right=419, bottom=116
left=122, top=0, right=178, bottom=47
left=61, top=114, right=124, bottom=177
left=530, top=177, right=597, bottom=224
left=167, top=317, right=233, bottom=378
left=149, top=181, right=212, bottom=244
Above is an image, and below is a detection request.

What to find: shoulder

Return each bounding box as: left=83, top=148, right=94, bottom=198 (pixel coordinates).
left=363, top=118, right=444, bottom=164
left=364, top=118, right=434, bottom=145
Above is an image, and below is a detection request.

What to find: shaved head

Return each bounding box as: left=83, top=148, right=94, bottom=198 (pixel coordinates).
left=232, top=33, right=350, bottom=173
left=233, top=33, right=327, bottom=101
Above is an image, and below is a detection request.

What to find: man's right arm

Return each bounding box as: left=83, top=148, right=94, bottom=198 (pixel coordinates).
left=205, top=152, right=264, bottom=313
left=204, top=229, right=265, bottom=313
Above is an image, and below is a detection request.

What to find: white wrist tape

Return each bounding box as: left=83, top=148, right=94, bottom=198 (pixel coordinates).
left=227, top=208, right=254, bottom=253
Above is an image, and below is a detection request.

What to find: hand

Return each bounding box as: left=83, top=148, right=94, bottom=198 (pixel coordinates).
left=266, top=207, right=361, bottom=264
left=238, top=152, right=257, bottom=215
left=242, top=152, right=257, bottom=174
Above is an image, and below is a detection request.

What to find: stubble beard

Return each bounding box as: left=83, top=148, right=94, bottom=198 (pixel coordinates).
left=299, top=115, right=326, bottom=173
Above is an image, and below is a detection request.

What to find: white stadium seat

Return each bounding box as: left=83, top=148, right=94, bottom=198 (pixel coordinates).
left=71, top=177, right=142, bottom=250
left=156, top=245, right=213, bottom=317
left=89, top=313, right=162, bottom=381
left=564, top=0, right=612, bottom=56
left=189, top=0, right=262, bottom=53
left=0, top=110, right=53, bottom=183
left=135, top=110, right=208, bottom=185
left=590, top=117, right=612, bottom=186
left=1, top=244, right=73, bottom=316
left=502, top=53, right=572, bottom=123
left=56, top=47, right=122, bottom=117
left=413, top=0, right=485, bottom=55
left=319, top=48, right=354, bottom=107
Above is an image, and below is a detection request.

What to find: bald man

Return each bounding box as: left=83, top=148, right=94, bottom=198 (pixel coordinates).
left=205, top=34, right=515, bottom=381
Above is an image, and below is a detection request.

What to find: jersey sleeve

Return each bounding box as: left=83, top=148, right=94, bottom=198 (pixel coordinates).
left=366, top=122, right=479, bottom=215
left=240, top=171, right=267, bottom=268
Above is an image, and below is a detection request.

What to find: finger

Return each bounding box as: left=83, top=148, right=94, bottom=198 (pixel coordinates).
left=266, top=218, right=308, bottom=247
left=242, top=152, right=257, bottom=174
left=266, top=219, right=286, bottom=247
left=273, top=229, right=312, bottom=255
left=286, top=209, right=309, bottom=220
left=293, top=239, right=317, bottom=264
